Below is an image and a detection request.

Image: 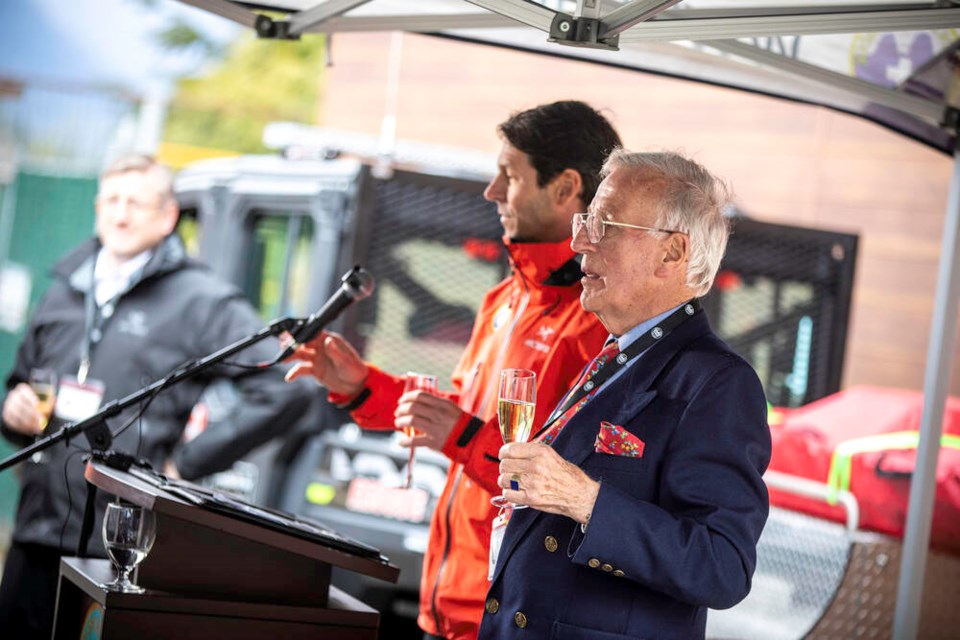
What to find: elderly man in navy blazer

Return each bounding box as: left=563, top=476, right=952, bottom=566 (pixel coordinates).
left=480, top=149, right=771, bottom=640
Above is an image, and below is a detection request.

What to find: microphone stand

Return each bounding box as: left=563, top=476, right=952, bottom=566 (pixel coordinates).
left=0, top=314, right=305, bottom=556
left=0, top=315, right=305, bottom=474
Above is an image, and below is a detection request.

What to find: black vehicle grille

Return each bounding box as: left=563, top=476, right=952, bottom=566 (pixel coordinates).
left=352, top=170, right=508, bottom=388
left=703, top=216, right=858, bottom=407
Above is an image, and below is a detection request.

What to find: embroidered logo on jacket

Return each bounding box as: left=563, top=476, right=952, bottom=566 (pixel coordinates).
left=524, top=339, right=549, bottom=353
left=536, top=325, right=556, bottom=342
left=116, top=310, right=149, bottom=337
left=523, top=324, right=557, bottom=353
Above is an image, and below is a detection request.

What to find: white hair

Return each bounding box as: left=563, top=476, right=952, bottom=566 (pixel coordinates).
left=601, top=149, right=732, bottom=296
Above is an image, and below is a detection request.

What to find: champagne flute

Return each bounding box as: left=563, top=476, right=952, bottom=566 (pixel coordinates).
left=491, top=368, right=536, bottom=509
left=29, top=368, right=57, bottom=431
left=29, top=369, right=57, bottom=463
left=400, top=372, right=438, bottom=490
left=102, top=500, right=157, bottom=593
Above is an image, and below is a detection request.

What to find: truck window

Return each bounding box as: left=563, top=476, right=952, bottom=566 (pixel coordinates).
left=244, top=211, right=314, bottom=321
left=177, top=207, right=201, bottom=257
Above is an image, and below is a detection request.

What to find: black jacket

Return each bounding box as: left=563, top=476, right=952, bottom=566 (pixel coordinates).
left=1, top=235, right=310, bottom=555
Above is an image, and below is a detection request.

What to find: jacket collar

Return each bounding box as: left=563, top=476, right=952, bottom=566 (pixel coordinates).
left=505, top=237, right=583, bottom=288
left=56, top=235, right=190, bottom=294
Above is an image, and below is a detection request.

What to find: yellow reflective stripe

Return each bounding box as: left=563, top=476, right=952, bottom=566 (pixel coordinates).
left=826, top=431, right=960, bottom=505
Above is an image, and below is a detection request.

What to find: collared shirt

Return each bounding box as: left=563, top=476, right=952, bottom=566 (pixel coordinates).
left=596, top=301, right=686, bottom=396
left=93, top=249, right=152, bottom=307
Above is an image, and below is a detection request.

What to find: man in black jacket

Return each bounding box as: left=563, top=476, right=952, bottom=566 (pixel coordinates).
left=0, top=154, right=310, bottom=638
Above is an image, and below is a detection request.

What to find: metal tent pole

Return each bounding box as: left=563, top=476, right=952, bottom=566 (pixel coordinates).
left=892, top=138, right=960, bottom=639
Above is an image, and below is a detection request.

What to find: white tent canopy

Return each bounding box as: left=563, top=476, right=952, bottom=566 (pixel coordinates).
left=181, top=0, right=960, bottom=152
left=172, top=2, right=960, bottom=638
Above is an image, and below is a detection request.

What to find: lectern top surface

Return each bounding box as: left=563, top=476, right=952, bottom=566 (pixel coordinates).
left=126, top=466, right=384, bottom=560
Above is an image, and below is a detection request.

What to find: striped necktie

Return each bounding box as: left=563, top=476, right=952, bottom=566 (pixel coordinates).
left=536, top=340, right=620, bottom=446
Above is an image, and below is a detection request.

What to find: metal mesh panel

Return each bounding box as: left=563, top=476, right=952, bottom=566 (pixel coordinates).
left=707, top=507, right=852, bottom=640
left=807, top=537, right=960, bottom=640
left=703, top=218, right=857, bottom=407
left=357, top=172, right=506, bottom=388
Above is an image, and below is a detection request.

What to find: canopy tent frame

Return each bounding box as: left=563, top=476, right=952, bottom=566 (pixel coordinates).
left=896, top=136, right=960, bottom=638
left=168, top=1, right=960, bottom=638
left=178, top=1, right=960, bottom=42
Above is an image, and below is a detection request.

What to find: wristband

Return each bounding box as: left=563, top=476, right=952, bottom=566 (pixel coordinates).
left=334, top=387, right=371, bottom=412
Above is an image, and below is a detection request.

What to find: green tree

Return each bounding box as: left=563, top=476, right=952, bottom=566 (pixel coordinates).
left=162, top=32, right=326, bottom=154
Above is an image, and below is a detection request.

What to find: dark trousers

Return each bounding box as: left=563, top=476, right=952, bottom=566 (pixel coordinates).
left=0, top=542, right=62, bottom=640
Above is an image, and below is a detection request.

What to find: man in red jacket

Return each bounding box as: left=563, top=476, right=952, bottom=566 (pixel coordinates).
left=287, top=101, right=621, bottom=640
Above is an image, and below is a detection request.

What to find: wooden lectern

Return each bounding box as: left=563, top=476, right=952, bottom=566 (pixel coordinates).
left=52, top=461, right=399, bottom=639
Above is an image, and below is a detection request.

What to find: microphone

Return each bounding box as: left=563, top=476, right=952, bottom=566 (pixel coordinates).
left=277, top=266, right=375, bottom=362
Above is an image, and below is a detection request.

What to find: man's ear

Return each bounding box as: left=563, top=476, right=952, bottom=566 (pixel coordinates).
left=656, top=232, right=689, bottom=277
left=551, top=169, right=583, bottom=208
left=160, top=199, right=180, bottom=236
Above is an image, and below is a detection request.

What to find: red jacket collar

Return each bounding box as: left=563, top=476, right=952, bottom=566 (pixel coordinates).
left=505, top=237, right=582, bottom=287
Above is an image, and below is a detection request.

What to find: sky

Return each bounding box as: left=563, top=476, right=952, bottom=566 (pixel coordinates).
left=0, top=0, right=239, bottom=97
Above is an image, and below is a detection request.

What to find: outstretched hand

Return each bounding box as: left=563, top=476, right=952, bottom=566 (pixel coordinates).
left=283, top=331, right=368, bottom=398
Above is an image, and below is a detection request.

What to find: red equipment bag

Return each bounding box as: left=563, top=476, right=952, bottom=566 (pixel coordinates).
left=767, top=386, right=960, bottom=555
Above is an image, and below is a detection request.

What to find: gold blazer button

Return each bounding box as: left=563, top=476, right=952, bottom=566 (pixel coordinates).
left=514, top=611, right=528, bottom=628
left=485, top=598, right=499, bottom=614
left=544, top=536, right=559, bottom=553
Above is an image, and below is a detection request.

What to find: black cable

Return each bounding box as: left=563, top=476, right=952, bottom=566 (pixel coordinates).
left=110, top=352, right=281, bottom=442
left=52, top=349, right=268, bottom=557
left=58, top=448, right=88, bottom=556
left=135, top=374, right=148, bottom=461
left=218, top=359, right=277, bottom=371
left=110, top=374, right=171, bottom=442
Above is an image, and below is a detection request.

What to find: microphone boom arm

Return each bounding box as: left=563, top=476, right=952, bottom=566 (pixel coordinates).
left=0, top=315, right=304, bottom=474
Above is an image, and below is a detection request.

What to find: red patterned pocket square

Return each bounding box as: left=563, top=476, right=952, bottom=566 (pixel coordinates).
left=594, top=421, right=645, bottom=457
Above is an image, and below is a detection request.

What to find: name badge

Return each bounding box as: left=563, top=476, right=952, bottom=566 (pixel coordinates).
left=488, top=509, right=510, bottom=581
left=55, top=376, right=105, bottom=423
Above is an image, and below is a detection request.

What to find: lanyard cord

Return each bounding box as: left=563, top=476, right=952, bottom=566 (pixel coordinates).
left=539, top=298, right=702, bottom=433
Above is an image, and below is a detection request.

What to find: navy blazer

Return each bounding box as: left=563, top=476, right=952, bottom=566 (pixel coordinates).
left=478, top=312, right=771, bottom=640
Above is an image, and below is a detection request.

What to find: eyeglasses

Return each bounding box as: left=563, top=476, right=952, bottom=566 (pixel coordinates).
left=96, top=195, right=167, bottom=216
left=572, top=213, right=684, bottom=244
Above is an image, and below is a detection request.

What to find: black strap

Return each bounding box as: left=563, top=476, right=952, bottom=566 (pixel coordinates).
left=541, top=299, right=702, bottom=429
left=456, top=416, right=485, bottom=447
left=335, top=386, right=371, bottom=412
left=79, top=255, right=149, bottom=383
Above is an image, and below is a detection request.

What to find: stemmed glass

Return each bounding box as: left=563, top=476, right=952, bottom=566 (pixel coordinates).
left=400, top=372, right=438, bottom=490
left=29, top=369, right=57, bottom=463
left=102, top=500, right=157, bottom=593
left=491, top=368, right=536, bottom=509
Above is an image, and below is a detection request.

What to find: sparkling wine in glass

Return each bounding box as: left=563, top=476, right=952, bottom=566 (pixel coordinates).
left=102, top=501, right=157, bottom=594
left=400, top=372, right=438, bottom=490
left=29, top=369, right=57, bottom=463
left=491, top=368, right=536, bottom=509
left=29, top=369, right=57, bottom=431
